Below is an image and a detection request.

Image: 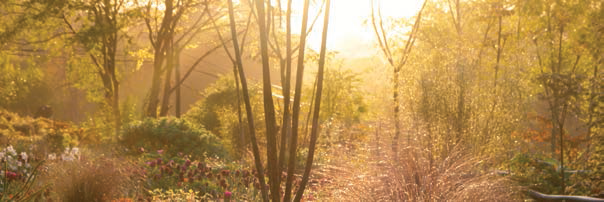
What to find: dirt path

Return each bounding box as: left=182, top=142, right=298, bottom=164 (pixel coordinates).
left=307, top=137, right=393, bottom=201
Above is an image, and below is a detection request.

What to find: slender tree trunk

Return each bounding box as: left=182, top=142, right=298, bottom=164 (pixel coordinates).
left=160, top=37, right=175, bottom=116
left=146, top=50, right=163, bottom=117
left=233, top=65, right=244, bottom=153
left=283, top=0, right=311, bottom=200
left=557, top=25, right=566, bottom=195
left=105, top=0, right=120, bottom=138
left=278, top=0, right=293, bottom=182
left=294, top=0, right=330, bottom=200
left=145, top=0, right=173, bottom=118
left=253, top=0, right=280, bottom=200
left=585, top=62, right=599, bottom=160
left=370, top=0, right=428, bottom=159
left=174, top=45, right=181, bottom=117
left=226, top=0, right=269, bottom=201
left=392, top=68, right=401, bottom=156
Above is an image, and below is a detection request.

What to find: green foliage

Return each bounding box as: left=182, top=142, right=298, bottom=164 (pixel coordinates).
left=140, top=151, right=261, bottom=200
left=0, top=109, right=99, bottom=159
left=120, top=117, right=227, bottom=159
left=320, top=64, right=367, bottom=125
left=79, top=96, right=140, bottom=142
left=509, top=151, right=603, bottom=195
left=509, top=153, right=562, bottom=194
left=0, top=55, right=52, bottom=114
left=148, top=189, right=210, bottom=201
left=185, top=75, right=264, bottom=158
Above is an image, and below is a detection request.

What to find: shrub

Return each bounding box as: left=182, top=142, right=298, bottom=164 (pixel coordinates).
left=140, top=150, right=261, bottom=200
left=184, top=75, right=264, bottom=158
left=120, top=117, right=226, bottom=159
left=0, top=55, right=52, bottom=115
left=508, top=153, right=561, bottom=194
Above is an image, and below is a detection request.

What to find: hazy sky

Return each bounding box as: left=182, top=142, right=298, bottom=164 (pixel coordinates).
left=297, top=0, right=425, bottom=58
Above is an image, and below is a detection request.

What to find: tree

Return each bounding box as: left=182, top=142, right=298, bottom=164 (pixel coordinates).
left=525, top=0, right=596, bottom=193
left=62, top=0, right=132, bottom=137
left=223, top=0, right=331, bottom=201
left=370, top=0, right=428, bottom=158
left=141, top=0, right=223, bottom=117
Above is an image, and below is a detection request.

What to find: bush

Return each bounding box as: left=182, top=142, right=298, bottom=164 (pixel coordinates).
left=0, top=55, right=52, bottom=115
left=508, top=153, right=561, bottom=194
left=140, top=150, right=261, bottom=201
left=120, top=117, right=227, bottom=159
left=184, top=74, right=264, bottom=158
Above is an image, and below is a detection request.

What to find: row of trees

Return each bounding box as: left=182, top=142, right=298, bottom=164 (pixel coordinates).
left=371, top=0, right=602, bottom=195
left=1, top=0, right=341, bottom=200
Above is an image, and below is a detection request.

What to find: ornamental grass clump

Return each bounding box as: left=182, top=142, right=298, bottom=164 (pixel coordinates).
left=346, top=147, right=521, bottom=201
left=43, top=149, right=144, bottom=202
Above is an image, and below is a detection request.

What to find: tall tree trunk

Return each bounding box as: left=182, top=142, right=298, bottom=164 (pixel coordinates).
left=253, top=0, right=280, bottom=200
left=174, top=45, right=181, bottom=117
left=370, top=0, right=428, bottom=159
left=145, top=0, right=173, bottom=118
left=233, top=64, right=244, bottom=153
left=278, top=0, right=293, bottom=183
left=283, top=0, right=311, bottom=200
left=294, top=0, right=331, bottom=200
left=160, top=37, right=175, bottom=116
left=146, top=51, right=163, bottom=117
left=226, top=0, right=269, bottom=201
left=557, top=24, right=566, bottom=195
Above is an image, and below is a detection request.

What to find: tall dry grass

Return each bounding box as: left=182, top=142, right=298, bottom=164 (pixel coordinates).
left=338, top=146, right=522, bottom=201
left=41, top=149, right=145, bottom=201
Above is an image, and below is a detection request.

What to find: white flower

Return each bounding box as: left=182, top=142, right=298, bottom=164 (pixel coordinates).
left=20, top=152, right=28, bottom=162
left=6, top=145, right=16, bottom=156
left=17, top=161, right=22, bottom=167
left=62, top=155, right=73, bottom=161
left=72, top=147, right=79, bottom=155
left=0, top=151, right=5, bottom=160
left=48, top=153, right=56, bottom=161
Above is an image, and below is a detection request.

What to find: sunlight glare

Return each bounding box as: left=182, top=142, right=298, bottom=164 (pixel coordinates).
left=301, top=0, right=425, bottom=58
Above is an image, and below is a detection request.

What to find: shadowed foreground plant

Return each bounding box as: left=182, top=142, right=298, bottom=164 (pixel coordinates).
left=0, top=160, right=48, bottom=201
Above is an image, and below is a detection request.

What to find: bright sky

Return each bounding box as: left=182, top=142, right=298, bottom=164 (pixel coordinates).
left=296, top=0, right=425, bottom=58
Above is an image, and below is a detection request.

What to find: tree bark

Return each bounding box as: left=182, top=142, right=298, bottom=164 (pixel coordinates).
left=283, top=0, right=311, bottom=200
left=226, top=0, right=269, bottom=201
left=278, top=0, right=293, bottom=185
left=294, top=0, right=331, bottom=200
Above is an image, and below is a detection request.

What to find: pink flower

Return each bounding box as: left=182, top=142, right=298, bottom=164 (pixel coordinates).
left=157, top=150, right=164, bottom=154
left=224, top=191, right=232, bottom=201
left=5, top=171, right=18, bottom=181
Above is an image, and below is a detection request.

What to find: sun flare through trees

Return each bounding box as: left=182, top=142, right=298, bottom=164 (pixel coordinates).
left=0, top=0, right=602, bottom=201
